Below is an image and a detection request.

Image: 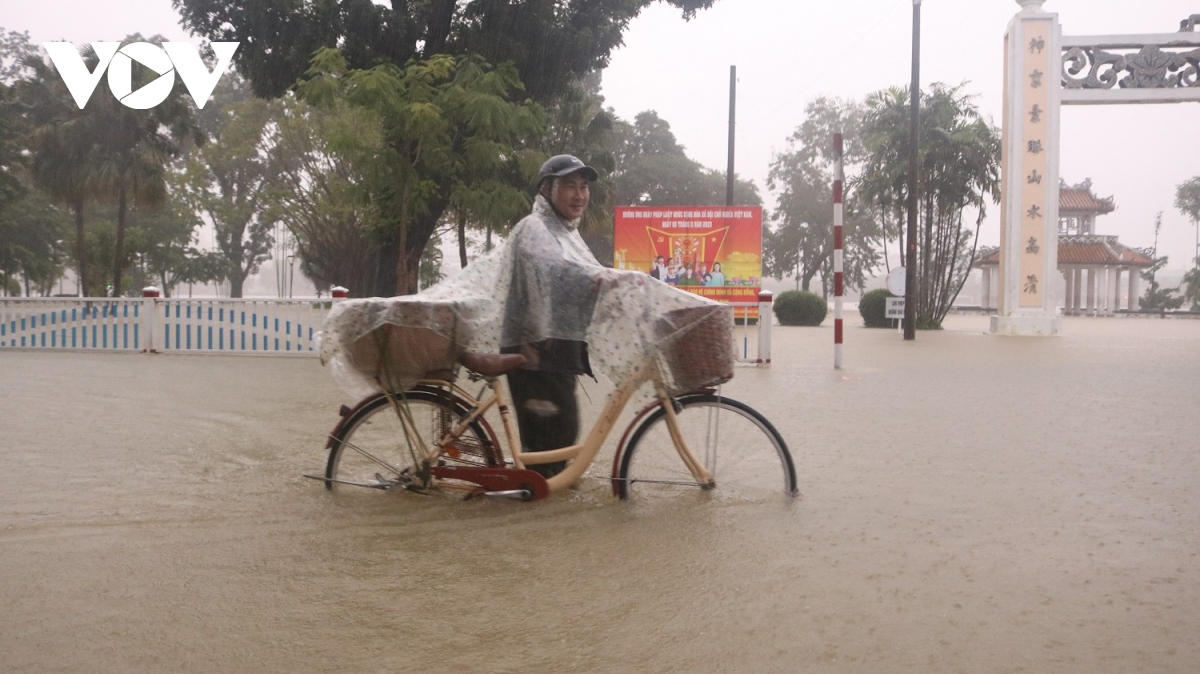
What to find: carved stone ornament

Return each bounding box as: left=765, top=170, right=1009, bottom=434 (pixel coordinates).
left=1016, top=0, right=1046, bottom=12
left=1063, top=44, right=1200, bottom=89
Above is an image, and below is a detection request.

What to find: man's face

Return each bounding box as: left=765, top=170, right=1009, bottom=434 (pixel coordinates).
left=551, top=174, right=590, bottom=220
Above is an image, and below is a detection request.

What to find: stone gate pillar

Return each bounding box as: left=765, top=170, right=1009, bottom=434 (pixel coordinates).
left=992, top=0, right=1063, bottom=335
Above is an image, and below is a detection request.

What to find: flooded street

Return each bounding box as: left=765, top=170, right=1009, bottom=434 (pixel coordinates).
left=2, top=315, right=1198, bottom=673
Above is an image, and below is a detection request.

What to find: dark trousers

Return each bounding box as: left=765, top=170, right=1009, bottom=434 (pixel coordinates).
left=506, top=369, right=579, bottom=477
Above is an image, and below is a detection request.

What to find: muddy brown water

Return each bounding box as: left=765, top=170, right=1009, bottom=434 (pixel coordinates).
left=2, top=315, right=1198, bottom=673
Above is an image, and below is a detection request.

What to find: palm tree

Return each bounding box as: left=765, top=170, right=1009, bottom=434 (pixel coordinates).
left=860, top=83, right=1000, bottom=328
left=89, top=36, right=202, bottom=296
left=21, top=54, right=101, bottom=295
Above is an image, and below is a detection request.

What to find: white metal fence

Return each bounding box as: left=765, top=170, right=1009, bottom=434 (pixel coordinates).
left=1, top=297, right=334, bottom=355
left=3, top=295, right=773, bottom=365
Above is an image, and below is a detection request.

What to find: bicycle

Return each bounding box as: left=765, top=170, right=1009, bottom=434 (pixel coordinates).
left=306, top=349, right=798, bottom=502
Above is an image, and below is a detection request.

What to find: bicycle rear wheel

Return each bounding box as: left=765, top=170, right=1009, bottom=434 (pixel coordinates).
left=325, top=386, right=500, bottom=493
left=615, top=393, right=797, bottom=501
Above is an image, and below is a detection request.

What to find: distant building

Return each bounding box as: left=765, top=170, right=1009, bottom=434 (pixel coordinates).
left=976, top=179, right=1154, bottom=315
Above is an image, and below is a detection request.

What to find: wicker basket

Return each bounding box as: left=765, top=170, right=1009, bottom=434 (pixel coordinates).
left=346, top=303, right=463, bottom=387
left=655, top=305, right=734, bottom=393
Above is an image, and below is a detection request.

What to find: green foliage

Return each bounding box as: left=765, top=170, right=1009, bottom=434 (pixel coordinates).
left=859, top=83, right=1000, bottom=329
left=263, top=97, right=385, bottom=296
left=858, top=288, right=893, bottom=328
left=540, top=71, right=618, bottom=263
left=765, top=96, right=877, bottom=296
left=170, top=1, right=721, bottom=293
left=20, top=35, right=201, bottom=297
left=297, top=49, right=544, bottom=295
left=612, top=111, right=760, bottom=208
left=1181, top=260, right=1200, bottom=311
left=1140, top=255, right=1185, bottom=311
left=173, top=0, right=717, bottom=103
left=0, top=187, right=69, bottom=296
left=1176, top=176, right=1200, bottom=225
left=173, top=80, right=273, bottom=297
left=773, top=290, right=828, bottom=327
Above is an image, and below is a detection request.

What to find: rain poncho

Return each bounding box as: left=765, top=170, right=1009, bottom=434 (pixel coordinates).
left=319, top=196, right=734, bottom=399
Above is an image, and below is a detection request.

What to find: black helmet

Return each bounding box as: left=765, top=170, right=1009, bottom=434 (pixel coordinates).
left=538, top=154, right=599, bottom=186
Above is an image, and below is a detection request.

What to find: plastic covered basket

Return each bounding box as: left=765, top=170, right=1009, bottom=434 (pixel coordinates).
left=653, top=304, right=734, bottom=394
left=343, top=301, right=466, bottom=389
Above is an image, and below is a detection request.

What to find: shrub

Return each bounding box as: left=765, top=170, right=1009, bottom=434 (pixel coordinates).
left=773, top=290, right=827, bottom=326
left=858, top=288, right=893, bottom=328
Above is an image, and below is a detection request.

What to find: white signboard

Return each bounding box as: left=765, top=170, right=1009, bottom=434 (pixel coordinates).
left=886, top=267, right=906, bottom=296
left=886, top=297, right=906, bottom=319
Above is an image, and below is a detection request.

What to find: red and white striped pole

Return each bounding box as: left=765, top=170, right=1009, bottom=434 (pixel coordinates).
left=833, top=132, right=845, bottom=370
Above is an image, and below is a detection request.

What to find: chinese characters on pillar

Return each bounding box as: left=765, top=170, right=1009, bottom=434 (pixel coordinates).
left=1017, top=21, right=1052, bottom=306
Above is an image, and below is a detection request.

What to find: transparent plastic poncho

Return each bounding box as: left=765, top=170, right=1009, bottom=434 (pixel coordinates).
left=319, top=195, right=734, bottom=400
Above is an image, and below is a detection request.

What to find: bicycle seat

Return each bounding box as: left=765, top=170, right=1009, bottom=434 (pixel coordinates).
left=458, top=352, right=527, bottom=377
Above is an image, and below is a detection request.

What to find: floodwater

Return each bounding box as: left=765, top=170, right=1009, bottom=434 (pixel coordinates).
left=2, top=315, right=1198, bottom=673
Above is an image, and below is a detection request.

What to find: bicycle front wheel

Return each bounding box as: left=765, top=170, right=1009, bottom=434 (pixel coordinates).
left=325, top=387, right=499, bottom=493
left=615, top=393, right=797, bottom=501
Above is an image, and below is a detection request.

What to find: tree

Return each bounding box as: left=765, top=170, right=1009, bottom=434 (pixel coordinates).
left=1179, top=261, right=1200, bottom=311
left=173, top=85, right=274, bottom=298
left=20, top=37, right=201, bottom=296
left=173, top=0, right=717, bottom=103
left=1140, top=212, right=1184, bottom=311
left=124, top=198, right=215, bottom=297
left=297, top=50, right=544, bottom=295
left=20, top=46, right=102, bottom=294
left=264, top=96, right=386, bottom=296
left=0, top=188, right=70, bottom=296
left=89, top=36, right=203, bottom=296
left=1177, top=176, right=1200, bottom=308
left=0, top=28, right=37, bottom=221
left=612, top=110, right=759, bottom=209
left=765, top=96, right=879, bottom=296
left=531, top=71, right=617, bottom=262
left=859, top=83, right=1000, bottom=328
left=173, top=0, right=719, bottom=294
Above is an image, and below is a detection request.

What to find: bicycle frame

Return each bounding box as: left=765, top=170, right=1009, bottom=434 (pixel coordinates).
left=400, top=362, right=715, bottom=495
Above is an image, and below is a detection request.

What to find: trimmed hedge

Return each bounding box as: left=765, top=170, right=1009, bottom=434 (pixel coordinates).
left=858, top=288, right=893, bottom=328
left=773, top=290, right=827, bottom=326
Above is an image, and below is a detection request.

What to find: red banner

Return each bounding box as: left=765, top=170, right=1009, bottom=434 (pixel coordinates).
left=613, top=206, right=763, bottom=306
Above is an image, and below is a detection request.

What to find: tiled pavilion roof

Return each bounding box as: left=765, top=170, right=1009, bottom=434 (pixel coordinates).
left=976, top=236, right=1154, bottom=267
left=1059, top=178, right=1116, bottom=214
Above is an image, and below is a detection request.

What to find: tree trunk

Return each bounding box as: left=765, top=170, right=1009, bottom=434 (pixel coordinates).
left=112, top=187, right=128, bottom=296
left=801, top=264, right=820, bottom=292
left=73, top=199, right=87, bottom=297
left=393, top=187, right=449, bottom=296
left=229, top=272, right=246, bottom=299
left=458, top=209, right=468, bottom=268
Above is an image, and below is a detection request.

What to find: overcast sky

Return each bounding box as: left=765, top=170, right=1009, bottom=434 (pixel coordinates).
left=6, top=0, right=1199, bottom=270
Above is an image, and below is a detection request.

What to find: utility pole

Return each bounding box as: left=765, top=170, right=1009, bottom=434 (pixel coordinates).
left=726, top=65, right=737, bottom=206
left=903, top=0, right=922, bottom=340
